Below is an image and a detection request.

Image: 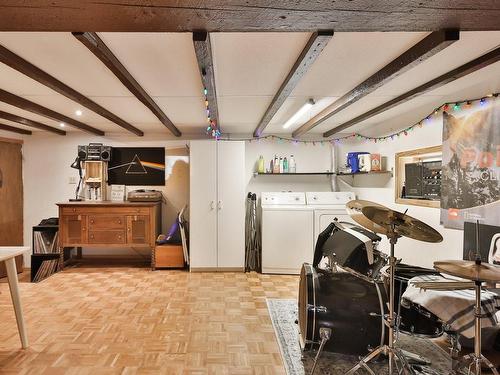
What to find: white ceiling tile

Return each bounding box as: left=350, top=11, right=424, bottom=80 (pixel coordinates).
left=98, top=33, right=204, bottom=97
left=0, top=32, right=132, bottom=97
left=373, top=31, right=500, bottom=97
left=0, top=31, right=497, bottom=137
left=291, top=32, right=428, bottom=97
left=211, top=32, right=311, bottom=97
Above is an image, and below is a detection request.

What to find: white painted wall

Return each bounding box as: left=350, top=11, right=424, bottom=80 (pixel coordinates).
left=1, top=113, right=463, bottom=270
left=245, top=138, right=334, bottom=194
left=0, top=131, right=190, bottom=265
left=335, top=115, right=463, bottom=268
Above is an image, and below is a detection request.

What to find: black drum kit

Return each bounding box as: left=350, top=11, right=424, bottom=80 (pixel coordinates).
left=298, top=200, right=500, bottom=375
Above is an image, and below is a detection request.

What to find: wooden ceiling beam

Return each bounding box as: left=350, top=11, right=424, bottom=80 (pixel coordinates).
left=0, top=89, right=104, bottom=135
left=0, top=122, right=32, bottom=135
left=193, top=31, right=219, bottom=132
left=0, top=2, right=499, bottom=32
left=0, top=110, right=66, bottom=135
left=72, top=32, right=181, bottom=137
left=0, top=45, right=143, bottom=136
left=292, top=29, right=460, bottom=137
left=323, top=46, right=500, bottom=137
left=253, top=30, right=333, bottom=137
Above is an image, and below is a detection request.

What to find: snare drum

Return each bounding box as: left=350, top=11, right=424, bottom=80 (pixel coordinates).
left=383, top=264, right=444, bottom=337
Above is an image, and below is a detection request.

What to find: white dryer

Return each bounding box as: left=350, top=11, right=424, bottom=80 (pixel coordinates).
left=261, top=192, right=313, bottom=274
left=306, top=192, right=356, bottom=244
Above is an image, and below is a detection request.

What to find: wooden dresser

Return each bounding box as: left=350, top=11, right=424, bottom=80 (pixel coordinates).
left=57, top=201, right=161, bottom=269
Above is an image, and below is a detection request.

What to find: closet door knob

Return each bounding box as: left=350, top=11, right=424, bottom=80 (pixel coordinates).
left=218, top=200, right=222, bottom=210
left=210, top=201, right=215, bottom=210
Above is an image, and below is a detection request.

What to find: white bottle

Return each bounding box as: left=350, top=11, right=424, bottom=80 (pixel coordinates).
left=279, top=157, right=283, bottom=173
left=289, top=155, right=296, bottom=173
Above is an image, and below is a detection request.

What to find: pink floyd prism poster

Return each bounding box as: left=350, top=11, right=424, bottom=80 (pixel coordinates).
left=441, top=97, right=500, bottom=229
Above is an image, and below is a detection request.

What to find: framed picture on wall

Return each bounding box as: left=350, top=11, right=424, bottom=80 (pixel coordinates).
left=108, top=147, right=165, bottom=186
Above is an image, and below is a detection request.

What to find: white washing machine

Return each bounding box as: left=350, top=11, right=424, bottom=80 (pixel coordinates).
left=261, top=192, right=313, bottom=274
left=306, top=192, right=356, bottom=243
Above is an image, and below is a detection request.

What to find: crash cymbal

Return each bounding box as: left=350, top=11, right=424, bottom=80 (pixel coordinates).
left=361, top=206, right=443, bottom=243
left=434, top=260, right=500, bottom=283
left=346, top=200, right=389, bottom=235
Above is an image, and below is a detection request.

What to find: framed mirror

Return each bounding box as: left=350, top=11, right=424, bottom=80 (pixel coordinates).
left=395, top=145, right=442, bottom=208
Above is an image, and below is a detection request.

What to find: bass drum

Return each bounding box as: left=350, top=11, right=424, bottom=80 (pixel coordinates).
left=299, top=263, right=388, bottom=356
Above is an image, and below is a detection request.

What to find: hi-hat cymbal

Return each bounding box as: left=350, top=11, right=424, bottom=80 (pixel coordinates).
left=361, top=206, right=443, bottom=243
left=434, top=260, right=500, bottom=282
left=346, top=200, right=389, bottom=235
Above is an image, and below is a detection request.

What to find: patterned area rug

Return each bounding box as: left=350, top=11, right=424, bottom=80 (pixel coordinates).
left=267, top=299, right=451, bottom=375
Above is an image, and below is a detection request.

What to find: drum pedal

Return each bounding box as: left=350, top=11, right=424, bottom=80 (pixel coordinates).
left=310, top=327, right=332, bottom=375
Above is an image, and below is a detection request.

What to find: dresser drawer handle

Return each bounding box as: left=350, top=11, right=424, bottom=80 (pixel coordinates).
left=90, top=234, right=94, bottom=239
left=118, top=235, right=122, bottom=240
left=118, top=220, right=122, bottom=224
left=72, top=208, right=76, bottom=212
left=90, top=219, right=94, bottom=224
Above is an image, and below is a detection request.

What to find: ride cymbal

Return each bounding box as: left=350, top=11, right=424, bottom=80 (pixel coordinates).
left=346, top=200, right=388, bottom=235
left=434, top=260, right=500, bottom=283
left=361, top=206, right=443, bottom=243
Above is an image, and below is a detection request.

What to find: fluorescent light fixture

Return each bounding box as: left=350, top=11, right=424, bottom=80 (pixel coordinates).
left=283, top=99, right=315, bottom=129
left=75, top=109, right=83, bottom=116
left=60, top=122, right=65, bottom=127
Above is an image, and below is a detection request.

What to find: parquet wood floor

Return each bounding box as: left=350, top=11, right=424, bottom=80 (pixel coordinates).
left=0, top=266, right=298, bottom=375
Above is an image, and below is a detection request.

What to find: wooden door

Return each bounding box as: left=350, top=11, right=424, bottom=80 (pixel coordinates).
left=189, top=140, right=217, bottom=268
left=0, top=140, right=23, bottom=246
left=216, top=141, right=245, bottom=268
left=126, top=215, right=150, bottom=245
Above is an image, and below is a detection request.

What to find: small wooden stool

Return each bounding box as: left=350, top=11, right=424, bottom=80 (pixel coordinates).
left=152, top=244, right=185, bottom=270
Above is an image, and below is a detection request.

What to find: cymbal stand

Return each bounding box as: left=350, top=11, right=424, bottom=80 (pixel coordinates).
left=453, top=275, right=499, bottom=375
left=346, top=224, right=415, bottom=375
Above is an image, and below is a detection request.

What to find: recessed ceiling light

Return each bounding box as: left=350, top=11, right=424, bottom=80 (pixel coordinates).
left=59, top=122, right=65, bottom=127
left=75, top=110, right=83, bottom=116
left=283, top=99, right=315, bottom=129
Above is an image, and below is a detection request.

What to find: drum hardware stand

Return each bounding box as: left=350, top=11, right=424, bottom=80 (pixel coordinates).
left=346, top=224, right=416, bottom=375
left=451, top=277, right=499, bottom=375
left=310, top=327, right=332, bottom=375
left=446, top=329, right=462, bottom=373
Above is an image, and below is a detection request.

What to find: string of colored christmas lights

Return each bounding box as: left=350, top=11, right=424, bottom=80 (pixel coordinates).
left=217, top=93, right=499, bottom=145
left=203, top=85, right=221, bottom=139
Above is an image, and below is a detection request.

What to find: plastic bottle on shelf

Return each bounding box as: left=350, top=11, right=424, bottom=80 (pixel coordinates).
left=269, top=158, right=274, bottom=174
left=283, top=157, right=288, bottom=173
left=257, top=155, right=265, bottom=173
left=273, top=155, right=280, bottom=174
left=279, top=157, right=283, bottom=173
left=289, top=155, right=296, bottom=173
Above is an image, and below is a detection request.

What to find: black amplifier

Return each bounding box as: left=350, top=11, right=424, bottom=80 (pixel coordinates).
left=404, top=163, right=423, bottom=198
left=422, top=160, right=442, bottom=200
left=78, top=143, right=111, bottom=161
left=405, top=161, right=441, bottom=200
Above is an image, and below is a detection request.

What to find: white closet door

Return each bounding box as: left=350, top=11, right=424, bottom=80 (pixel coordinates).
left=189, top=140, right=217, bottom=268
left=216, top=141, right=245, bottom=268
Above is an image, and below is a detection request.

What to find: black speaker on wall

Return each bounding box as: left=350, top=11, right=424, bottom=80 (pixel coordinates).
left=77, top=145, right=88, bottom=160
left=100, top=146, right=111, bottom=161
left=405, top=163, right=423, bottom=198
